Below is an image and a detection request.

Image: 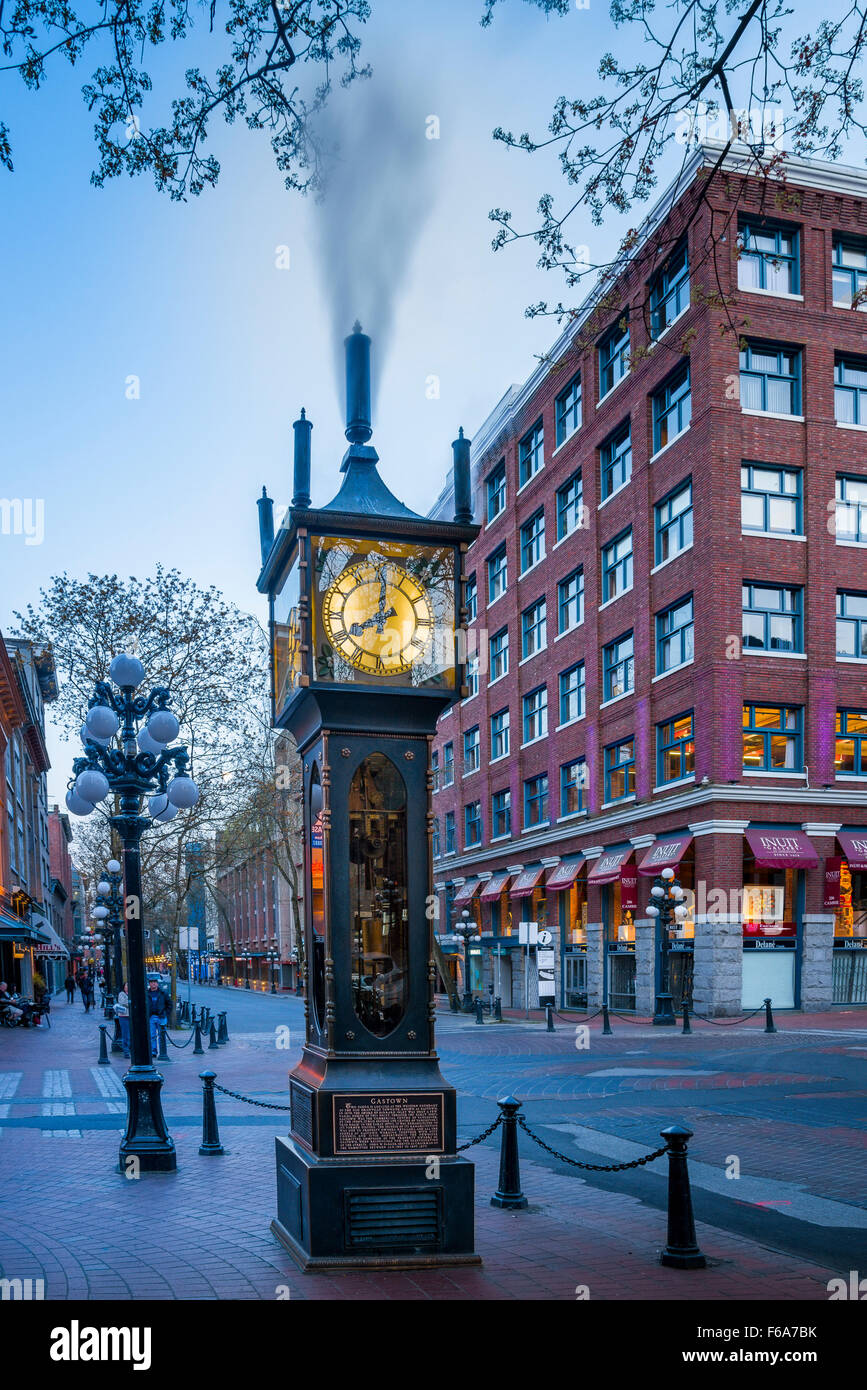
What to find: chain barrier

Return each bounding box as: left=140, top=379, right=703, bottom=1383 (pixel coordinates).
left=456, top=1114, right=503, bottom=1151
left=165, top=1028, right=196, bottom=1049
left=211, top=1081, right=292, bottom=1111
left=606, top=1009, right=648, bottom=1024
left=687, top=1003, right=767, bottom=1026
left=516, top=1114, right=667, bottom=1172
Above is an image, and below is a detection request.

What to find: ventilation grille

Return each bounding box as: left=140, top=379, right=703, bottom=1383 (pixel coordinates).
left=345, top=1189, right=441, bottom=1250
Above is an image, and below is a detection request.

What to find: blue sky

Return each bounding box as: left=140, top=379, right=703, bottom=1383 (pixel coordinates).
left=0, top=0, right=862, bottom=801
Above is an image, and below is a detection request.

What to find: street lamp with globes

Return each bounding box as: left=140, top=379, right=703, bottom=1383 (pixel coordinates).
left=646, top=867, right=690, bottom=1026
left=454, top=908, right=481, bottom=1014
left=66, top=653, right=199, bottom=1173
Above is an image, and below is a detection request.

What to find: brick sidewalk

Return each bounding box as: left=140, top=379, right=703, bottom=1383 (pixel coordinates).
left=0, top=995, right=856, bottom=1299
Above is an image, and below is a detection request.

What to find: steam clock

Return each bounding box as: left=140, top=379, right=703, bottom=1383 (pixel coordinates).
left=256, top=325, right=480, bottom=1269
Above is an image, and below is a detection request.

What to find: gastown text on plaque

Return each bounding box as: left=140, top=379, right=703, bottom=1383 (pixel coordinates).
left=332, top=1092, right=445, bottom=1154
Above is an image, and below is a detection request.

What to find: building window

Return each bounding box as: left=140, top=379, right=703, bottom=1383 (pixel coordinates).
left=519, top=420, right=544, bottom=486
left=463, top=726, right=480, bottom=775
left=602, top=528, right=633, bottom=602
left=491, top=788, right=512, bottom=837
left=835, top=474, right=867, bottom=543
left=654, top=479, right=693, bottom=564
left=558, top=567, right=584, bottom=633
left=489, top=626, right=509, bottom=681
left=741, top=463, right=802, bottom=535
left=598, top=316, right=630, bottom=396
left=604, top=739, right=635, bottom=802
left=743, top=704, right=802, bottom=771
left=465, top=573, right=477, bottom=624
left=488, top=544, right=508, bottom=603
left=486, top=459, right=506, bottom=521
left=600, top=421, right=632, bottom=500
left=560, top=758, right=586, bottom=816
left=737, top=221, right=799, bottom=293
left=742, top=583, right=802, bottom=652
left=837, top=590, right=867, bottom=659
left=524, top=773, right=549, bottom=828
left=555, top=373, right=582, bottom=446
left=431, top=749, right=440, bottom=792
left=432, top=817, right=440, bottom=858
left=465, top=653, right=479, bottom=698
left=442, top=742, right=454, bottom=786
left=652, top=363, right=691, bottom=452
left=522, top=686, right=548, bottom=743
left=521, top=598, right=547, bottom=659
left=835, top=355, right=867, bottom=425
left=444, top=810, right=455, bottom=854
left=490, top=708, right=510, bottom=760
left=739, top=343, right=800, bottom=415
left=556, top=470, right=583, bottom=539
left=833, top=235, right=867, bottom=309
left=464, top=801, right=482, bottom=847
left=520, top=509, right=545, bottom=572
left=649, top=242, right=689, bottom=336
left=657, top=713, right=695, bottom=784
left=559, top=662, right=585, bottom=724
left=656, top=595, right=694, bottom=673
left=603, top=631, right=634, bottom=701
left=836, top=709, right=867, bottom=775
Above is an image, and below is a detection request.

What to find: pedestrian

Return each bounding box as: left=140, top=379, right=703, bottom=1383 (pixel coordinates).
left=147, top=977, right=167, bottom=1057
left=64, top=971, right=76, bottom=1004
left=115, top=981, right=131, bottom=1058
left=79, top=971, right=94, bottom=1013
left=0, top=982, right=24, bottom=1023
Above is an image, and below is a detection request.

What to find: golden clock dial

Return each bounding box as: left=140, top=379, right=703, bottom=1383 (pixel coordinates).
left=322, top=560, right=433, bottom=675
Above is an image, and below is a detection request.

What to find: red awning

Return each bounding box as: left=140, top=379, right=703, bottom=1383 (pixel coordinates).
left=545, top=860, right=582, bottom=892
left=837, top=831, right=867, bottom=871
left=480, top=873, right=511, bottom=902
left=637, top=834, right=693, bottom=877
left=586, top=849, right=633, bottom=885
left=744, top=828, right=819, bottom=869
left=452, top=880, right=481, bottom=906
left=509, top=866, right=545, bottom=898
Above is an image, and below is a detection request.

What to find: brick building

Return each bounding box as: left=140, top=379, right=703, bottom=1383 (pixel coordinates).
left=215, top=842, right=300, bottom=990
left=430, top=140, right=867, bottom=1016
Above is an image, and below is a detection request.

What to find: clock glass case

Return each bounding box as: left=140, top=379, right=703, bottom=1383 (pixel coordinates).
left=312, top=535, right=456, bottom=688
left=273, top=549, right=303, bottom=714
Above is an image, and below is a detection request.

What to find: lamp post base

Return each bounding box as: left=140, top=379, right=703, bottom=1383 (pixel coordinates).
left=652, top=993, right=677, bottom=1026
left=118, top=1065, right=177, bottom=1172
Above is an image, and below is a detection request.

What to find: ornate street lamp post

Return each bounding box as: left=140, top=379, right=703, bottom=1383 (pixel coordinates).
left=267, top=945, right=279, bottom=993
left=647, top=867, right=689, bottom=1026
left=66, top=653, right=199, bottom=1172
left=454, top=909, right=481, bottom=1014
left=93, top=859, right=124, bottom=1017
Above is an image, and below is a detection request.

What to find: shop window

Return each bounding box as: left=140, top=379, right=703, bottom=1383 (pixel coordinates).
left=835, top=709, right=867, bottom=775
left=657, top=712, right=695, bottom=784
left=742, top=704, right=802, bottom=771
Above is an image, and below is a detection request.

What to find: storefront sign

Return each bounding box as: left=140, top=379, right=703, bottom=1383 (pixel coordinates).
left=824, top=857, right=844, bottom=910
left=537, top=948, right=556, bottom=1000
left=836, top=831, right=867, bottom=870
left=546, top=860, right=582, bottom=892
left=743, top=937, right=796, bottom=949
left=587, top=849, right=631, bottom=885
left=453, top=880, right=480, bottom=906
left=743, top=920, right=796, bottom=937
left=637, top=834, right=692, bottom=876
left=510, top=867, right=545, bottom=898
left=480, top=874, right=511, bottom=902
left=744, top=828, right=818, bottom=869
left=835, top=938, right=867, bottom=949
left=620, top=865, right=639, bottom=911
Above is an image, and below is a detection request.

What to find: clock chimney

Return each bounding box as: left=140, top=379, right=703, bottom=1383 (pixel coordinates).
left=345, top=322, right=373, bottom=445
left=291, top=408, right=312, bottom=508
left=452, top=427, right=473, bottom=524
left=256, top=486, right=274, bottom=565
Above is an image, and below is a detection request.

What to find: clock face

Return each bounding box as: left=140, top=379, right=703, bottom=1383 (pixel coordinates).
left=322, top=560, right=433, bottom=675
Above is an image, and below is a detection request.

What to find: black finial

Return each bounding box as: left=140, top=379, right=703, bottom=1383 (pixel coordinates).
left=452, top=428, right=473, bottom=524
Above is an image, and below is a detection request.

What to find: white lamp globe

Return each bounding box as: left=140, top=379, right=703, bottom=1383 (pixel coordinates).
left=672, top=886, right=686, bottom=901
left=86, top=704, right=119, bottom=740
left=650, top=884, right=665, bottom=898
left=80, top=722, right=110, bottom=747
left=674, top=905, right=689, bottom=921
left=96, top=880, right=111, bottom=897
left=646, top=904, right=660, bottom=917
left=109, top=653, right=145, bottom=688
left=661, top=867, right=675, bottom=880
left=107, top=859, right=121, bottom=874
left=167, top=774, right=199, bottom=809
left=65, top=788, right=94, bottom=817
left=92, top=905, right=109, bottom=921
left=148, top=793, right=179, bottom=823
left=75, top=768, right=110, bottom=804
left=147, top=709, right=180, bottom=745
left=137, top=728, right=164, bottom=757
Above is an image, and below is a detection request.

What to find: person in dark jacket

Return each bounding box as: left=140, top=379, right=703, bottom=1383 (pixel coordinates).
left=64, top=972, right=76, bottom=1003
left=147, top=977, right=167, bottom=1057
left=79, top=971, right=94, bottom=1012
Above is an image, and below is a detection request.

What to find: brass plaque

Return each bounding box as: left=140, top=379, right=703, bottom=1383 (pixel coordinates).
left=333, top=1092, right=444, bottom=1154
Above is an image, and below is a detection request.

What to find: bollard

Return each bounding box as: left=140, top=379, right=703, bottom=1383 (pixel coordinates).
left=157, top=1022, right=170, bottom=1062
left=493, top=996, right=502, bottom=1022
left=217, top=1011, right=229, bottom=1044
left=681, top=997, right=692, bottom=1035
left=111, top=1016, right=124, bottom=1054
left=179, top=999, right=188, bottom=1024
left=208, top=1019, right=219, bottom=1050
left=449, top=991, right=459, bottom=1013
left=601, top=1004, right=613, bottom=1036
left=491, top=1097, right=528, bottom=1209
left=763, top=997, right=777, bottom=1034
left=193, top=1019, right=205, bottom=1055
left=474, top=998, right=484, bottom=1025
left=198, top=1071, right=224, bottom=1155
left=659, top=1124, right=706, bottom=1269
left=97, top=1023, right=110, bottom=1065
left=545, top=1004, right=554, bottom=1033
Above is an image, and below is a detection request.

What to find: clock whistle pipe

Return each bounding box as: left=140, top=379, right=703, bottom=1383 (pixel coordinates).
left=292, top=407, right=313, bottom=508
left=345, top=323, right=373, bottom=445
